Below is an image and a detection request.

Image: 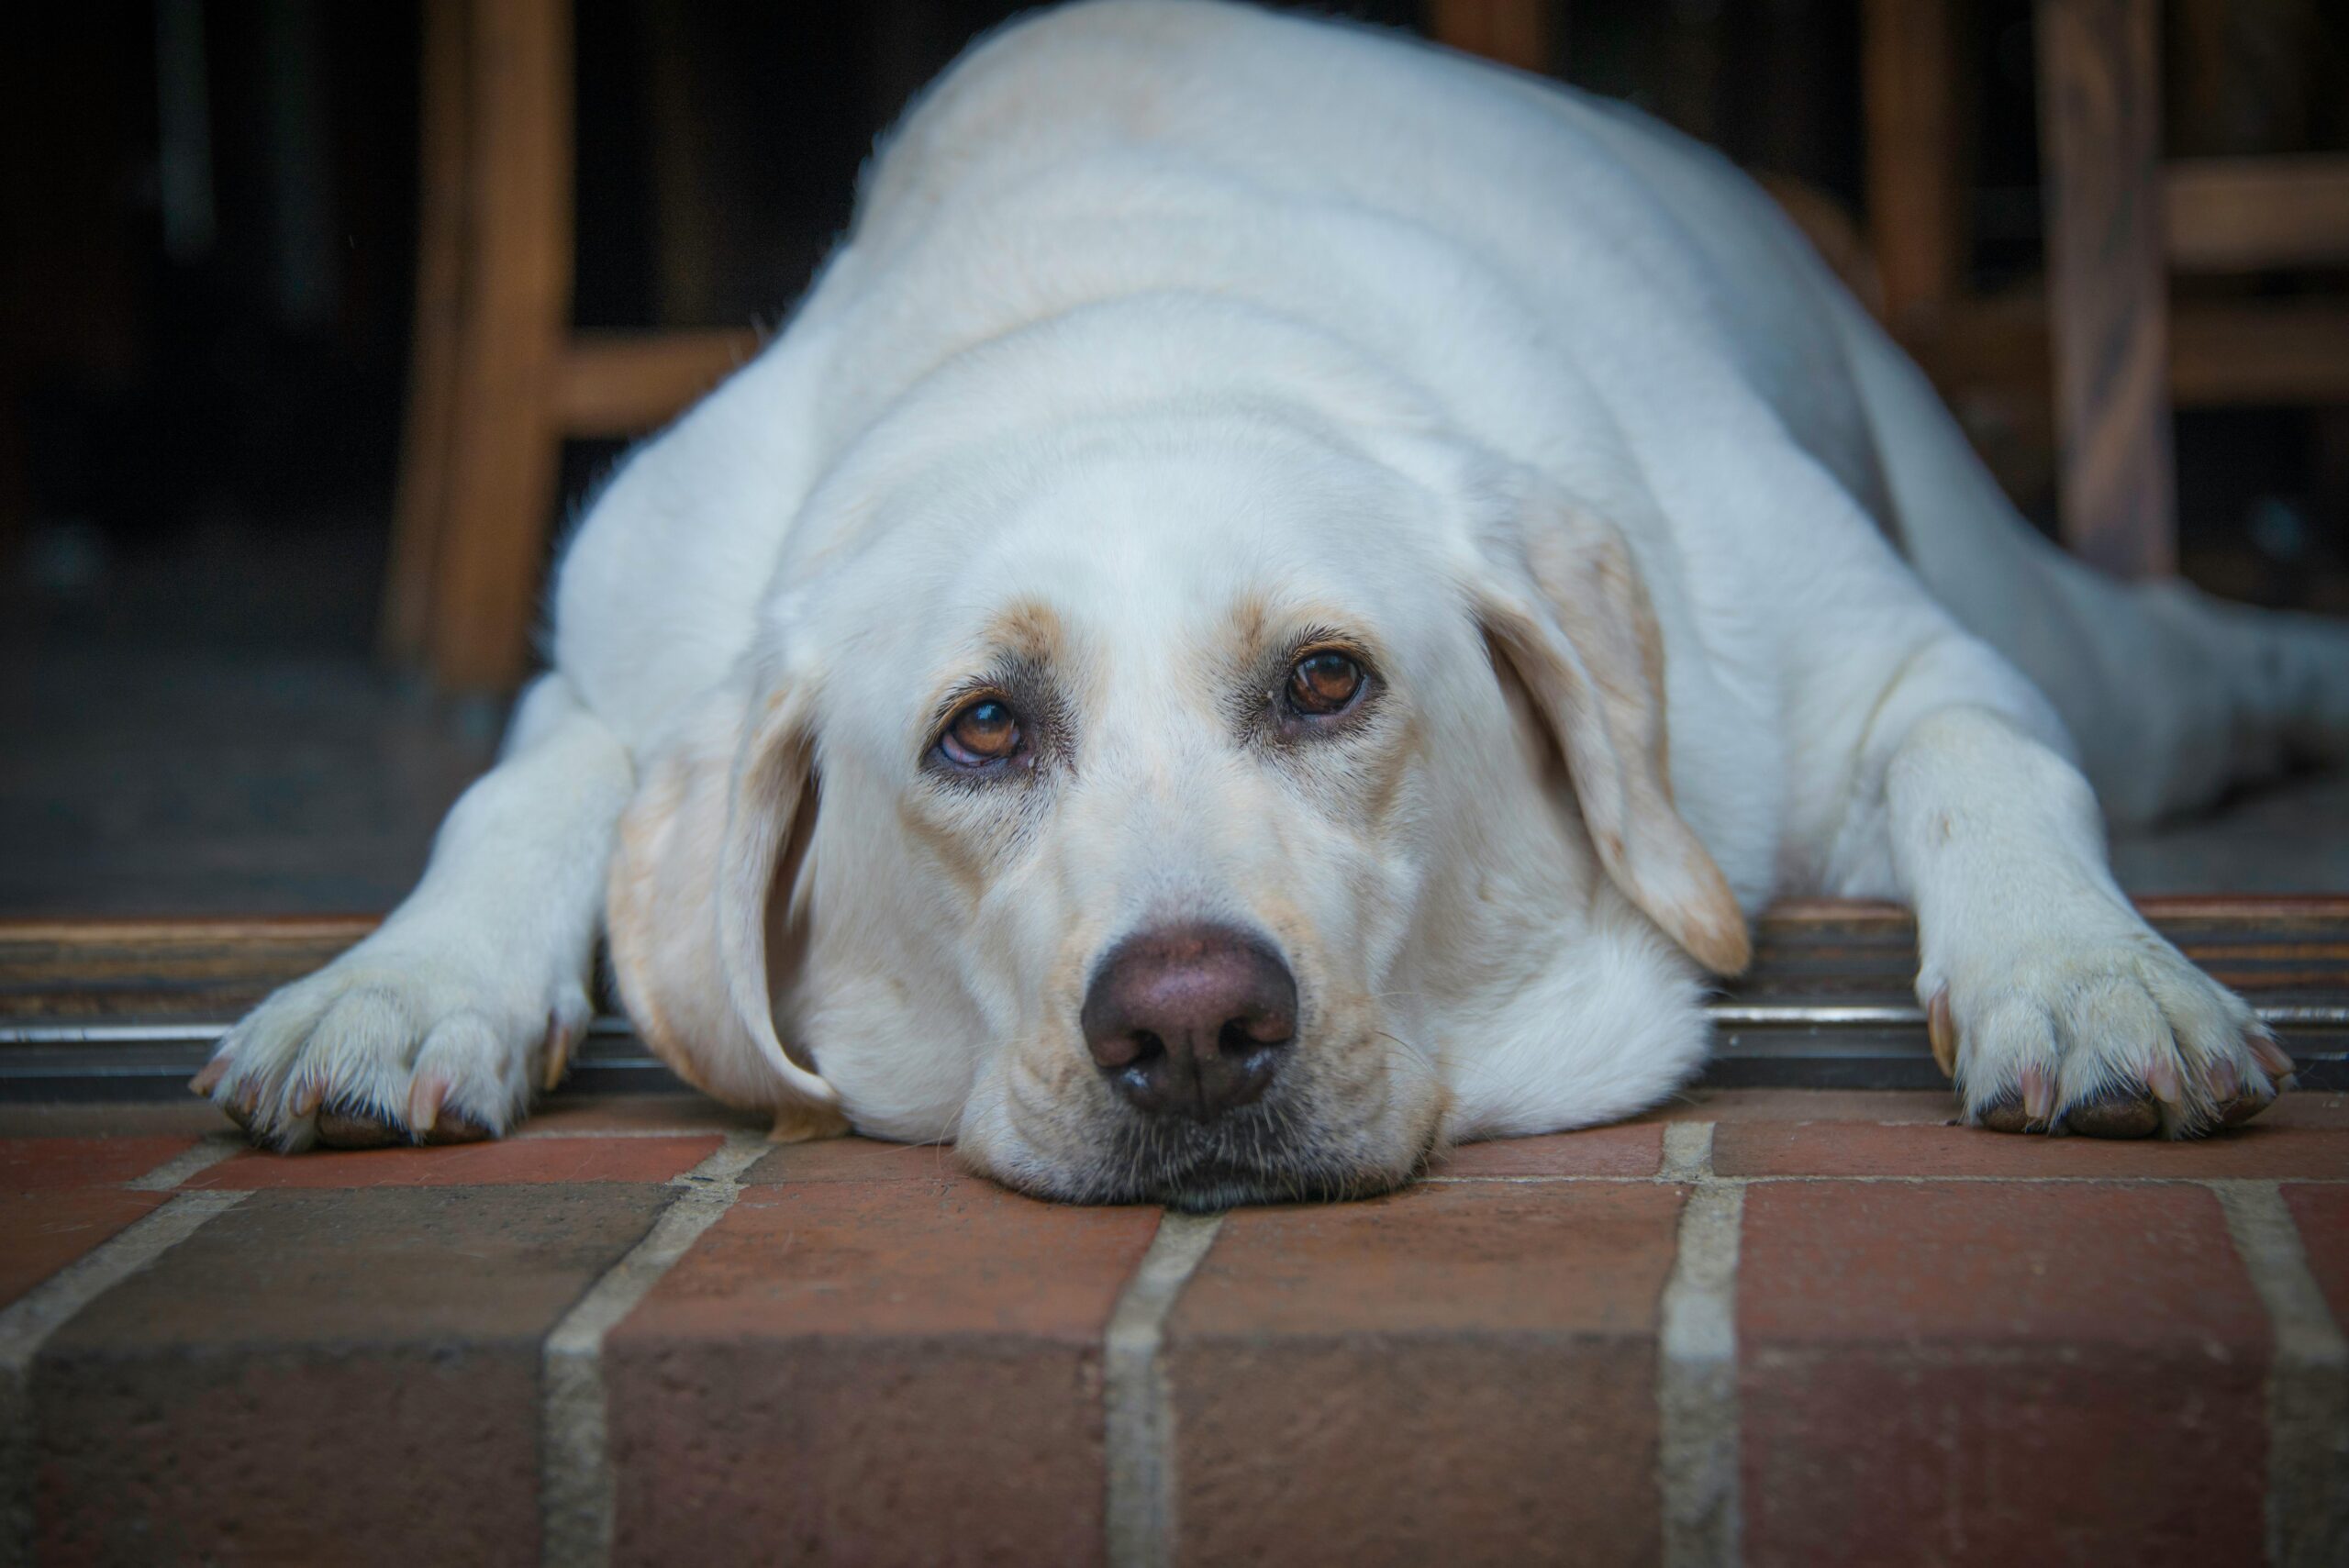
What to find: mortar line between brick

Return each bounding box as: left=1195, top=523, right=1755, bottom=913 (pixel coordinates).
left=1658, top=1124, right=1743, bottom=1568
left=0, top=1186, right=247, bottom=1562
left=2210, top=1180, right=2349, bottom=1568
left=1105, top=1210, right=1225, bottom=1568
left=126, top=1130, right=246, bottom=1190
left=1659, top=1121, right=1714, bottom=1184
left=539, top=1130, right=770, bottom=1568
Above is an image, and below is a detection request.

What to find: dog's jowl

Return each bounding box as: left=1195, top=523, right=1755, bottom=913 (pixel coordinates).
left=197, top=0, right=2344, bottom=1204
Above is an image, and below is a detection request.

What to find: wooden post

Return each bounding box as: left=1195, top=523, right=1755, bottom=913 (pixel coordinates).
left=1428, top=0, right=1553, bottom=75
left=2037, top=0, right=2176, bottom=578
left=1862, top=0, right=1965, bottom=336
left=427, top=0, right=574, bottom=690
left=382, top=0, right=470, bottom=666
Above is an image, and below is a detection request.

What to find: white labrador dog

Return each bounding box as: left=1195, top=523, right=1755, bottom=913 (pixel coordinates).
left=198, top=0, right=2345, bottom=1206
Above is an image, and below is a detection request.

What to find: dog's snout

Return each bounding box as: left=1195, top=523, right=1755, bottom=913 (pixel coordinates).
left=1082, top=925, right=1297, bottom=1119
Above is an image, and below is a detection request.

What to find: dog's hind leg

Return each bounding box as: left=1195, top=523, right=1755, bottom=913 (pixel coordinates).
left=1922, top=535, right=2349, bottom=829
left=2127, top=585, right=2349, bottom=781
left=195, top=673, right=632, bottom=1148
left=1834, top=295, right=2349, bottom=828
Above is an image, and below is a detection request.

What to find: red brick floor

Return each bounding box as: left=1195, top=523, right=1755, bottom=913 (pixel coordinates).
left=3, top=1088, right=2344, bottom=1566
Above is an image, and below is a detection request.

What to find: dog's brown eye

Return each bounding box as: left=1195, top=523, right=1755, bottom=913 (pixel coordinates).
left=940, top=698, right=1021, bottom=767
left=1287, top=651, right=1364, bottom=716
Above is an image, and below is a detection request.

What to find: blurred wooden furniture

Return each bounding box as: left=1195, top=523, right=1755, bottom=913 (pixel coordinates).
left=1862, top=2, right=1968, bottom=344
left=2038, top=0, right=2349, bottom=577
left=1863, top=0, right=2349, bottom=580
left=2036, top=0, right=2177, bottom=575
left=384, top=0, right=753, bottom=691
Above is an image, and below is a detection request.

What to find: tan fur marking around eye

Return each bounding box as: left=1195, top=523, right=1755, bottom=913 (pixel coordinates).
left=984, top=598, right=1066, bottom=666
left=1229, top=591, right=1271, bottom=657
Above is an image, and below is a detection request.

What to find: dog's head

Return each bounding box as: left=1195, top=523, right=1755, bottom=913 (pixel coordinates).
left=607, top=390, right=1746, bottom=1207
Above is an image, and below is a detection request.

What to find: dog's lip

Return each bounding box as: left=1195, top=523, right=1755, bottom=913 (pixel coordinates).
left=985, top=1137, right=1411, bottom=1208
left=986, top=1075, right=1439, bottom=1208
left=1113, top=1140, right=1422, bottom=1209
left=1145, top=1113, right=1443, bottom=1209
left=1155, top=1162, right=1408, bottom=1211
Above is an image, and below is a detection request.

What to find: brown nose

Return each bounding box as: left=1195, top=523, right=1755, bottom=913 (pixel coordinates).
left=1081, top=924, right=1297, bottom=1119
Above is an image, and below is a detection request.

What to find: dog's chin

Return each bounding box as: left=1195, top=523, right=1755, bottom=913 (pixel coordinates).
left=988, top=1103, right=1433, bottom=1210
left=1146, top=1160, right=1411, bottom=1212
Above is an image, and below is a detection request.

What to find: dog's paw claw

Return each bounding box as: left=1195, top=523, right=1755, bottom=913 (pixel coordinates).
left=1976, top=1090, right=2033, bottom=1134
left=2021, top=1062, right=2054, bottom=1123
left=1927, top=986, right=1956, bottom=1078
left=287, top=1073, right=328, bottom=1119
left=399, top=1073, right=493, bottom=1144
left=406, top=1073, right=450, bottom=1138
left=422, top=1109, right=494, bottom=1145
left=2247, top=1029, right=2297, bottom=1081
left=1975, top=1062, right=2057, bottom=1134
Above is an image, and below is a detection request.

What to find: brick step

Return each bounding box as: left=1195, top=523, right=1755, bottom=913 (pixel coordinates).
left=4, top=1089, right=2344, bottom=1565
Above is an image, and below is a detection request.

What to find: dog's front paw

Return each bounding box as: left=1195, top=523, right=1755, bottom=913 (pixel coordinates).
left=193, top=936, right=588, bottom=1151
left=1924, top=910, right=2294, bottom=1140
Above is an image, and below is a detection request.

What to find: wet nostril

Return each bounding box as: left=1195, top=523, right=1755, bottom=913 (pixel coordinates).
left=1219, top=1018, right=1277, bottom=1056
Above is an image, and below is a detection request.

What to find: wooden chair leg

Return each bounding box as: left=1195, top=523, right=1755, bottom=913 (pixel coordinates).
left=427, top=0, right=574, bottom=691
left=2037, top=0, right=2176, bottom=578
left=1863, top=0, right=1965, bottom=337
left=382, top=0, right=470, bottom=668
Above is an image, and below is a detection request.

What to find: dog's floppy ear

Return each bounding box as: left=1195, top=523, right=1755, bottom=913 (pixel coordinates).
left=607, top=673, right=847, bottom=1140
left=1470, top=475, right=1752, bottom=976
